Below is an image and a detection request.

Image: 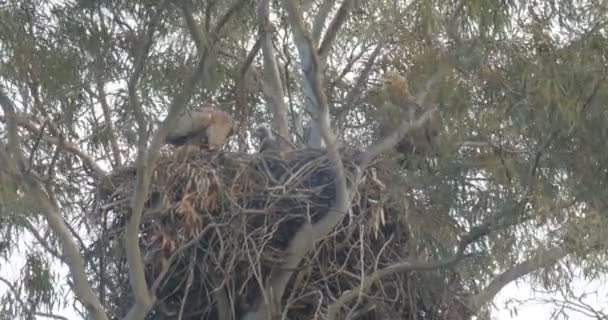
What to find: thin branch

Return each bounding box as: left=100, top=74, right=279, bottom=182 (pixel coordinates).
left=0, top=115, right=107, bottom=180
left=336, top=42, right=383, bottom=130
left=235, top=38, right=262, bottom=150
left=182, top=2, right=207, bottom=55
left=211, top=0, right=245, bottom=40
left=124, top=2, right=168, bottom=317
left=95, top=74, right=123, bottom=168
left=0, top=276, right=70, bottom=320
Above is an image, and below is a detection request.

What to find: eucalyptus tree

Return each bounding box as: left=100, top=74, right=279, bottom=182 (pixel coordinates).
left=0, top=0, right=607, bottom=319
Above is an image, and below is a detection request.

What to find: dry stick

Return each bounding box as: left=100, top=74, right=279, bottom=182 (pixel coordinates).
left=0, top=90, right=109, bottom=320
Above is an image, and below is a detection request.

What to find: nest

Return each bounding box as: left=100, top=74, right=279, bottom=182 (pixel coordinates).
left=93, top=147, right=470, bottom=320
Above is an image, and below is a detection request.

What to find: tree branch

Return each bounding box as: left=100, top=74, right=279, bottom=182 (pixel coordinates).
left=95, top=72, right=123, bottom=169
left=326, top=221, right=493, bottom=320
left=0, top=276, right=70, bottom=320
left=123, top=3, right=239, bottom=319
left=336, top=42, right=383, bottom=130
left=311, top=0, right=335, bottom=44
left=258, top=0, right=290, bottom=151
left=0, top=89, right=108, bottom=320
left=0, top=115, right=107, bottom=180
left=357, top=69, right=446, bottom=167
left=318, top=0, right=353, bottom=63
left=468, top=246, right=569, bottom=313
left=241, top=1, right=353, bottom=319
left=124, top=3, right=172, bottom=318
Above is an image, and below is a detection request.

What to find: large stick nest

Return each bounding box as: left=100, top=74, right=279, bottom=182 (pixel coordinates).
left=93, top=147, right=470, bottom=320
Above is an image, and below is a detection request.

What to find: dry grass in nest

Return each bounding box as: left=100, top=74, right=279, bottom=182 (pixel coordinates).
left=94, top=147, right=470, bottom=320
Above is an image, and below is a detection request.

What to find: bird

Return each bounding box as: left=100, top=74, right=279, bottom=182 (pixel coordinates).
left=253, top=123, right=280, bottom=153
left=165, top=106, right=235, bottom=151
left=381, top=71, right=442, bottom=158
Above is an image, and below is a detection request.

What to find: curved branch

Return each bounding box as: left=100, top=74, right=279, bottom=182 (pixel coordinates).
left=468, top=246, right=569, bottom=312
left=311, top=0, right=335, bottom=44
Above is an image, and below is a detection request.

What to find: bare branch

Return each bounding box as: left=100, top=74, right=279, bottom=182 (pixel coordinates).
left=211, top=0, right=244, bottom=40
left=124, top=3, right=174, bottom=317
left=336, top=42, right=383, bottom=130
left=282, top=0, right=334, bottom=148
left=235, top=38, right=262, bottom=150
left=318, top=0, right=354, bottom=63
left=258, top=0, right=290, bottom=151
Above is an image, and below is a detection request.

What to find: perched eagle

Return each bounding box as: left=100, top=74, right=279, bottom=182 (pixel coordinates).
left=253, top=123, right=280, bottom=153
left=166, top=106, right=235, bottom=150
left=380, top=71, right=442, bottom=158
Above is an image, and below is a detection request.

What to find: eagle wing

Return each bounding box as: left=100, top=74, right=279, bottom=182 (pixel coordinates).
left=166, top=108, right=214, bottom=146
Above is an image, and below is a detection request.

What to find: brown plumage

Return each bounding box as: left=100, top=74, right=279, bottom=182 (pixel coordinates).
left=381, top=71, right=442, bottom=158
left=166, top=106, right=235, bottom=150
left=383, top=71, right=411, bottom=107
left=253, top=123, right=280, bottom=153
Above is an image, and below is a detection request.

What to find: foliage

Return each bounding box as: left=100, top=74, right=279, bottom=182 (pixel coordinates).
left=0, top=0, right=607, bottom=319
